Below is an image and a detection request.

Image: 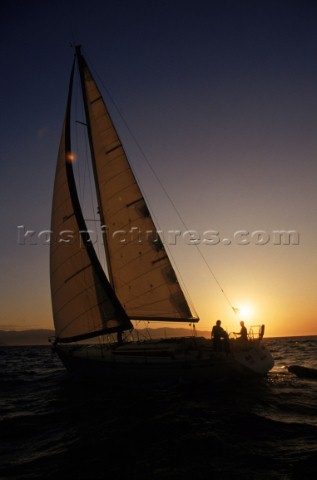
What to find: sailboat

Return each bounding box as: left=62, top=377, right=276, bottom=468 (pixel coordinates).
left=50, top=46, right=274, bottom=382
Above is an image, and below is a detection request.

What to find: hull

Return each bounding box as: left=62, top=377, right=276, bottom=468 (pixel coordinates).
left=54, top=337, right=274, bottom=383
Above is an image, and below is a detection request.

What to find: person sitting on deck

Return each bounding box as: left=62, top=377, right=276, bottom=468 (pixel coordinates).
left=235, top=321, right=248, bottom=344
left=211, top=320, right=229, bottom=352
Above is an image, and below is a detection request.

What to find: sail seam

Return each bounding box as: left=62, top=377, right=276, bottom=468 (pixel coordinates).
left=90, top=96, right=102, bottom=104
left=126, top=197, right=143, bottom=208
left=105, top=144, right=122, bottom=155
left=63, top=213, right=75, bottom=222
left=152, top=256, right=168, bottom=264
left=55, top=295, right=119, bottom=334
left=64, top=264, right=90, bottom=283
left=53, top=279, right=109, bottom=314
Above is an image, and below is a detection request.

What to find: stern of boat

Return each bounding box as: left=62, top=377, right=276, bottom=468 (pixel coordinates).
left=229, top=325, right=274, bottom=375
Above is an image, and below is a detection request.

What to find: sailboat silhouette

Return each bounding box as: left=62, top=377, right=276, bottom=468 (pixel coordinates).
left=50, top=46, right=274, bottom=381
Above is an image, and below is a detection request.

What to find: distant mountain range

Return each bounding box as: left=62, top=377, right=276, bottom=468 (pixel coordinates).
left=0, top=329, right=55, bottom=346
left=0, top=328, right=210, bottom=346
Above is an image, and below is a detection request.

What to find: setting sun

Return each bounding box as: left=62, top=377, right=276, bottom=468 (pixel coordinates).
left=238, top=304, right=254, bottom=320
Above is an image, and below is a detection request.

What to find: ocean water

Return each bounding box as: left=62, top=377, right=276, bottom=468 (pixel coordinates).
left=1, top=337, right=317, bottom=480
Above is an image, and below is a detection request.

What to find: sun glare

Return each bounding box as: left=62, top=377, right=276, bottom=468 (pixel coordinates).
left=238, top=304, right=253, bottom=320
left=66, top=152, right=76, bottom=163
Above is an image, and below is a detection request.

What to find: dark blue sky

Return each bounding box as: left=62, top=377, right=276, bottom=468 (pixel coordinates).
left=1, top=0, right=317, bottom=335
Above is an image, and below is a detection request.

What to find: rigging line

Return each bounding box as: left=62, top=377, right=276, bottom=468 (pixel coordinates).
left=84, top=52, right=237, bottom=316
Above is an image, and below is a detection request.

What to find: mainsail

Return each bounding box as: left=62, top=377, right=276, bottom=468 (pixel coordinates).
left=75, top=46, right=197, bottom=322
left=50, top=47, right=198, bottom=344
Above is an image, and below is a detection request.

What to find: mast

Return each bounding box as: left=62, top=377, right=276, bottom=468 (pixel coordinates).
left=75, top=45, right=115, bottom=287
